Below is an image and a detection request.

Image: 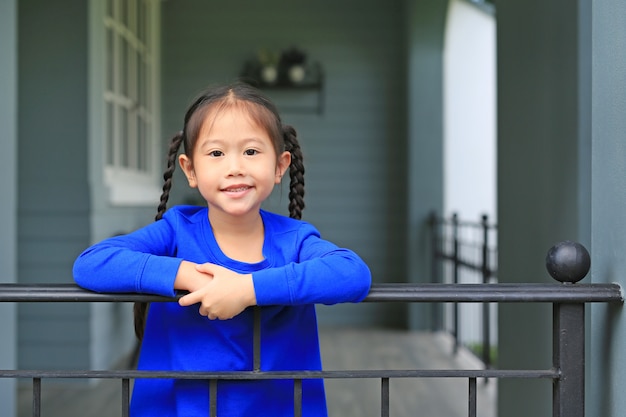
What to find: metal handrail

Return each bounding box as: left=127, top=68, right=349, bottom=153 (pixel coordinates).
left=0, top=282, right=621, bottom=303
left=0, top=241, right=623, bottom=417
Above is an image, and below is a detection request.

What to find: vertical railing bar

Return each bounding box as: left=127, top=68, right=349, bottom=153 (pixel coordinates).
left=468, top=377, right=477, bottom=417
left=253, top=306, right=261, bottom=372
left=381, top=377, right=390, bottom=417
left=32, top=377, right=41, bottom=417
left=452, top=213, right=460, bottom=354
left=553, top=302, right=585, bottom=417
left=121, top=378, right=130, bottom=417
left=294, top=379, right=303, bottom=417
left=209, top=379, right=217, bottom=417
left=481, top=214, right=491, bottom=372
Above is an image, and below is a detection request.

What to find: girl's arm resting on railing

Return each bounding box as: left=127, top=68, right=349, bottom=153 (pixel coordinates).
left=72, top=218, right=183, bottom=296
left=73, top=209, right=372, bottom=308
left=252, top=225, right=372, bottom=306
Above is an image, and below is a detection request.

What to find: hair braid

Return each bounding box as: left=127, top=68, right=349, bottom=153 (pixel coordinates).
left=155, top=132, right=185, bottom=221
left=283, top=125, right=305, bottom=220
left=133, top=132, right=185, bottom=342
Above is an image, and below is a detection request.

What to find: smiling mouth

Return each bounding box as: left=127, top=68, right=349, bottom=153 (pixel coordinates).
left=222, top=186, right=251, bottom=192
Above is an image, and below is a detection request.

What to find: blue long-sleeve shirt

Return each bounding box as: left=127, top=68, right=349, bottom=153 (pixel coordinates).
left=73, top=205, right=372, bottom=417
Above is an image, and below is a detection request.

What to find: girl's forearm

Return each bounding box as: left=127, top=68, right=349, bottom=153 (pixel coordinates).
left=174, top=260, right=211, bottom=293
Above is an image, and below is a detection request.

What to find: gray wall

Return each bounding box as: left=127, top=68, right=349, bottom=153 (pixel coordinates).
left=589, top=0, right=626, bottom=415
left=405, top=0, right=447, bottom=330
left=161, top=0, right=409, bottom=327
left=17, top=0, right=91, bottom=369
left=496, top=0, right=590, bottom=415
left=0, top=0, right=17, bottom=413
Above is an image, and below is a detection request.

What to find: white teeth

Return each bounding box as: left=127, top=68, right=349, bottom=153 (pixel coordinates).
left=226, top=187, right=249, bottom=192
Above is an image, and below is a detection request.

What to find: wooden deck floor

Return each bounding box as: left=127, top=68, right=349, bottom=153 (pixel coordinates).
left=17, top=328, right=496, bottom=417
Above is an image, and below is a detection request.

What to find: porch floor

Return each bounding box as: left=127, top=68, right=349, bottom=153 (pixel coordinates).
left=17, top=328, right=496, bottom=417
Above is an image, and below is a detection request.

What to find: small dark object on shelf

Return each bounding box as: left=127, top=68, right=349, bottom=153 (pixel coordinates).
left=240, top=47, right=322, bottom=88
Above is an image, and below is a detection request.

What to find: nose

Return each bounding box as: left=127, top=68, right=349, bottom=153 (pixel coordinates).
left=226, top=154, right=245, bottom=176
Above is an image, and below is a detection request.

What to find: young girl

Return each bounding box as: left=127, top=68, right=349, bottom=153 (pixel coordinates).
left=73, top=82, right=372, bottom=416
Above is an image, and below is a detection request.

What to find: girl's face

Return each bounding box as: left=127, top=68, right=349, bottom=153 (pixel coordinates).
left=179, top=106, right=291, bottom=220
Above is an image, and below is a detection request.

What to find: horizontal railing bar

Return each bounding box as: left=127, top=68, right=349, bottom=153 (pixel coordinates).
left=0, top=283, right=622, bottom=303
left=0, top=284, right=177, bottom=303
left=368, top=283, right=623, bottom=303
left=0, top=368, right=558, bottom=380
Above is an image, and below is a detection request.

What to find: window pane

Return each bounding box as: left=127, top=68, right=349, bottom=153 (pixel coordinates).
left=129, top=108, right=138, bottom=170
left=130, top=48, right=138, bottom=103
left=120, top=39, right=128, bottom=96
left=137, top=59, right=143, bottom=107
left=105, top=0, right=114, bottom=18
left=121, top=107, right=128, bottom=167
left=137, top=118, right=146, bottom=171
left=136, top=52, right=144, bottom=106
left=103, top=0, right=156, bottom=180
left=137, top=0, right=146, bottom=42
left=145, top=58, right=151, bottom=106
left=145, top=4, right=152, bottom=47
left=106, top=102, right=114, bottom=165
left=129, top=0, right=137, bottom=34
left=106, top=29, right=114, bottom=91
left=120, top=0, right=128, bottom=28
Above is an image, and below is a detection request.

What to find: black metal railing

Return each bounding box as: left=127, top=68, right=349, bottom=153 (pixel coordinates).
left=429, top=211, right=498, bottom=367
left=0, top=242, right=622, bottom=417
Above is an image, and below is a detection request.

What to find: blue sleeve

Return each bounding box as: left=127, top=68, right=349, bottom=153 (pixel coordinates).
left=72, top=217, right=183, bottom=297
left=252, top=224, right=372, bottom=306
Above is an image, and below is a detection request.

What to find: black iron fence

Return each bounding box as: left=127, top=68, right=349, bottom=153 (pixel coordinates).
left=0, top=242, right=622, bottom=417
left=429, top=212, right=498, bottom=367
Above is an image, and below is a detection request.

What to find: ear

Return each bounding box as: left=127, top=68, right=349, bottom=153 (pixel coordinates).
left=179, top=154, right=198, bottom=188
left=275, top=151, right=291, bottom=184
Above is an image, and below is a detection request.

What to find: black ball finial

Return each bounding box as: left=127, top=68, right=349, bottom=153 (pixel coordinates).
left=545, top=241, right=591, bottom=283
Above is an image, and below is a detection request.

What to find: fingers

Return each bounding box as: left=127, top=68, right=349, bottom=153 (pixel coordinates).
left=177, top=263, right=250, bottom=321
left=177, top=263, right=218, bottom=306
left=206, top=312, right=231, bottom=321
left=178, top=290, right=204, bottom=307
left=195, top=262, right=223, bottom=274
left=178, top=287, right=232, bottom=320
left=202, top=307, right=232, bottom=321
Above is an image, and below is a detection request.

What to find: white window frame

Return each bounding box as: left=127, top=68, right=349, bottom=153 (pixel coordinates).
left=90, top=0, right=161, bottom=206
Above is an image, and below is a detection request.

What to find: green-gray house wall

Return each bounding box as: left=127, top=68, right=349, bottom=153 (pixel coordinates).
left=0, top=0, right=18, bottom=414
left=16, top=0, right=157, bottom=373
left=17, top=0, right=91, bottom=369
left=496, top=0, right=596, bottom=416
left=405, top=0, right=447, bottom=331
left=589, top=0, right=626, bottom=415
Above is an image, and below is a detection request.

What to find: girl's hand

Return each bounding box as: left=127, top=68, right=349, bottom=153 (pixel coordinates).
left=178, top=263, right=257, bottom=320
left=173, top=260, right=213, bottom=293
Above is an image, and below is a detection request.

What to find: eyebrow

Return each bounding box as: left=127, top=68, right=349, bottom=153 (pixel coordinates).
left=198, top=137, right=267, bottom=151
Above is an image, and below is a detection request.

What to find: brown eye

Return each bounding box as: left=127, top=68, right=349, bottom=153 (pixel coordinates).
left=209, top=150, right=223, bottom=157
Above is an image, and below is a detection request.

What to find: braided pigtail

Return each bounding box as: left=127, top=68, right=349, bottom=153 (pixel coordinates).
left=133, top=131, right=185, bottom=341
left=283, top=125, right=305, bottom=220
left=155, top=132, right=185, bottom=221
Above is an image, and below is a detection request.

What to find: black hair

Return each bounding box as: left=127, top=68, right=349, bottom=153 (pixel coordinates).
left=133, top=82, right=305, bottom=340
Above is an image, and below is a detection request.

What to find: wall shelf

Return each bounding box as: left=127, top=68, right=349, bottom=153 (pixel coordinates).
left=240, top=60, right=325, bottom=115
